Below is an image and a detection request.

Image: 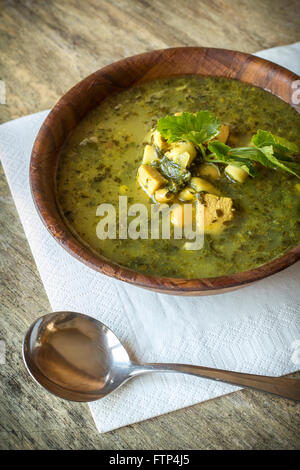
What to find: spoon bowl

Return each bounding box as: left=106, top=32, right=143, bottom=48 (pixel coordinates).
left=23, top=311, right=134, bottom=401
left=23, top=311, right=300, bottom=402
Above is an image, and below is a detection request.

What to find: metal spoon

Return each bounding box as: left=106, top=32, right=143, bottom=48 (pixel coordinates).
left=23, top=311, right=300, bottom=402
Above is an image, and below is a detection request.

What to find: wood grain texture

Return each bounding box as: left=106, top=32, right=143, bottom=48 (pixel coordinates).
left=1, top=0, right=300, bottom=125
left=30, top=47, right=300, bottom=295
left=0, top=0, right=300, bottom=450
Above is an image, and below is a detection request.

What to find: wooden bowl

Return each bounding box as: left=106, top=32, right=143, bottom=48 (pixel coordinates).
left=30, top=47, right=300, bottom=295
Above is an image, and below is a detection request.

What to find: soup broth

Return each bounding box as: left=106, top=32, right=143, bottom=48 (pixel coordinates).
left=56, top=76, right=300, bottom=278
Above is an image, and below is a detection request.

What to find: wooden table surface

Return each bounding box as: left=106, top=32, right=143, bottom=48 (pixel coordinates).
left=0, top=0, right=300, bottom=450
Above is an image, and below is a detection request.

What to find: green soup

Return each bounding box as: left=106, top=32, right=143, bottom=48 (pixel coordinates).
left=56, top=76, right=300, bottom=278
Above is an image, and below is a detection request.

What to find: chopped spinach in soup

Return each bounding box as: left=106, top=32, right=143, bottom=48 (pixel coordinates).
left=56, top=76, right=300, bottom=278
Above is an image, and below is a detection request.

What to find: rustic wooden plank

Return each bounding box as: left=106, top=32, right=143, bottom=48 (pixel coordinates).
left=0, top=0, right=300, bottom=450
left=1, top=0, right=300, bottom=124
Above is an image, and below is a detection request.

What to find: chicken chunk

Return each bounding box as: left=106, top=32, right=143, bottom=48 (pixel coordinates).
left=137, top=164, right=167, bottom=196
left=142, top=144, right=158, bottom=164
left=151, top=129, right=169, bottom=151
left=165, top=151, right=193, bottom=169
left=225, top=164, right=248, bottom=183
left=190, top=177, right=220, bottom=195
left=165, top=141, right=197, bottom=168
left=216, top=124, right=230, bottom=144
left=198, top=163, right=220, bottom=180
left=196, top=193, right=234, bottom=234
left=154, top=187, right=174, bottom=203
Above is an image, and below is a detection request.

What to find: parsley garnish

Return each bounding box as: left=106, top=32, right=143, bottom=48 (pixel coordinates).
left=206, top=142, right=258, bottom=177
left=156, top=111, right=300, bottom=179
left=208, top=134, right=300, bottom=179
left=157, top=111, right=220, bottom=147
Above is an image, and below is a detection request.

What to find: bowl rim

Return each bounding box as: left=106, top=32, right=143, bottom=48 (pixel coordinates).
left=30, top=46, right=300, bottom=294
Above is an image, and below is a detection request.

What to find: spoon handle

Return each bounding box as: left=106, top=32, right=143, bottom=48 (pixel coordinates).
left=133, top=363, right=300, bottom=401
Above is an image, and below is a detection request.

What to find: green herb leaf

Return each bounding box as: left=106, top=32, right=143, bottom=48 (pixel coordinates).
left=154, top=155, right=191, bottom=193
left=251, top=129, right=298, bottom=156
left=156, top=113, right=300, bottom=179
left=207, top=141, right=258, bottom=177
left=157, top=111, right=221, bottom=146
left=208, top=141, right=300, bottom=179
left=257, top=145, right=300, bottom=178
left=250, top=130, right=300, bottom=178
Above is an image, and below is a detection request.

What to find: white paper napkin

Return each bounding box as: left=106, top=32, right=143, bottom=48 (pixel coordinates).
left=0, top=44, right=300, bottom=433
